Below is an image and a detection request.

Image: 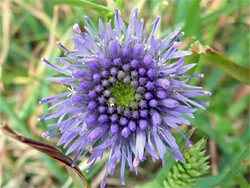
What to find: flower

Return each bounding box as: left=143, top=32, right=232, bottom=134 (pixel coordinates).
left=39, top=8, right=210, bottom=187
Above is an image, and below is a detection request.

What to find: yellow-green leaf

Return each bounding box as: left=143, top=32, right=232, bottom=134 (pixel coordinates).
left=190, top=41, right=250, bottom=85
left=52, top=0, right=114, bottom=14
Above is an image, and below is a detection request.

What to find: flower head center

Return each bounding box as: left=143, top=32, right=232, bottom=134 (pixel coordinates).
left=109, top=81, right=137, bottom=108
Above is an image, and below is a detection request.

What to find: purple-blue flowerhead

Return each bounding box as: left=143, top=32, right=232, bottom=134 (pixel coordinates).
left=39, top=8, right=210, bottom=187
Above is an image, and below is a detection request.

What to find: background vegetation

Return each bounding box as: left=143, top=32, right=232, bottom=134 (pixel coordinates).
left=0, top=0, right=249, bottom=187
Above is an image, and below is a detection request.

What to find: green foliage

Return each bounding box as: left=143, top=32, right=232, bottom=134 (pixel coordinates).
left=201, top=0, right=250, bottom=23
left=183, top=0, right=202, bottom=41
left=1, top=0, right=249, bottom=187
left=193, top=144, right=250, bottom=187
left=138, top=129, right=195, bottom=188
left=163, top=138, right=210, bottom=188
left=188, top=41, right=250, bottom=85
left=202, top=47, right=250, bottom=85
left=52, top=0, right=114, bottom=14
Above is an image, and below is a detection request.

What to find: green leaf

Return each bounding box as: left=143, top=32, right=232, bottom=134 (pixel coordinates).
left=218, top=144, right=250, bottom=185
left=204, top=68, right=225, bottom=92
left=137, top=129, right=195, bottom=188
left=106, top=0, right=116, bottom=10
left=236, top=174, right=250, bottom=188
left=193, top=144, right=250, bottom=187
left=52, top=0, right=114, bottom=14
left=190, top=41, right=250, bottom=85
left=0, top=94, right=32, bottom=137
left=227, top=95, right=250, bottom=119
left=172, top=1, right=192, bottom=24
left=66, top=167, right=88, bottom=188
left=214, top=113, right=234, bottom=134
left=204, top=47, right=250, bottom=85
left=226, top=26, right=250, bottom=68
left=115, top=0, right=125, bottom=9
left=201, top=0, right=250, bottom=23
left=183, top=0, right=201, bottom=41
left=160, top=0, right=249, bottom=38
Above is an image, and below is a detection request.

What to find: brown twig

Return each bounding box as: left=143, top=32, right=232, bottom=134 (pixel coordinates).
left=209, top=115, right=221, bottom=188
left=0, top=0, right=10, bottom=66
left=209, top=115, right=218, bottom=175
left=37, top=5, right=59, bottom=75
left=1, top=124, right=90, bottom=188
left=0, top=131, right=4, bottom=186
left=13, top=0, right=51, bottom=29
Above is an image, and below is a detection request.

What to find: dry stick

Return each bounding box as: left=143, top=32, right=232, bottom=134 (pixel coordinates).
left=13, top=0, right=51, bottom=29
left=37, top=5, right=59, bottom=75
left=0, top=124, right=90, bottom=188
left=209, top=115, right=218, bottom=175
left=134, top=0, right=146, bottom=16
left=164, top=0, right=175, bottom=28
left=44, top=5, right=59, bottom=59
left=0, top=131, right=4, bottom=186
left=12, top=4, right=57, bottom=114
left=106, top=178, right=134, bottom=188
left=0, top=2, right=64, bottom=185
left=91, top=167, right=106, bottom=188
left=0, top=0, right=10, bottom=65
left=16, top=42, right=46, bottom=110
left=209, top=115, right=221, bottom=188
left=28, top=42, right=46, bottom=77
left=144, top=1, right=168, bottom=39
left=0, top=0, right=10, bottom=92
left=14, top=5, right=59, bottom=140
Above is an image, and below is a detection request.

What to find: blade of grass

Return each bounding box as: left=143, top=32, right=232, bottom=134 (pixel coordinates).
left=182, top=0, right=201, bottom=41
left=194, top=0, right=225, bottom=88
left=14, top=0, right=51, bottom=29
left=0, top=94, right=32, bottom=137
left=193, top=144, right=250, bottom=187
left=85, top=158, right=109, bottom=180
left=66, top=166, right=89, bottom=188
left=160, top=0, right=249, bottom=38
left=52, top=0, right=114, bottom=14
left=114, top=0, right=124, bottom=10
left=236, top=174, right=250, bottom=188
left=0, top=94, right=67, bottom=182
left=201, top=0, right=250, bottom=23
left=11, top=42, right=32, bottom=60
left=137, top=128, right=195, bottom=188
